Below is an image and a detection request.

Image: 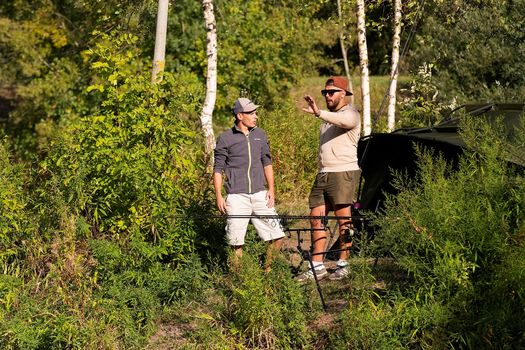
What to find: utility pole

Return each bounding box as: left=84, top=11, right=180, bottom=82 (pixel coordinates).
left=152, top=0, right=169, bottom=84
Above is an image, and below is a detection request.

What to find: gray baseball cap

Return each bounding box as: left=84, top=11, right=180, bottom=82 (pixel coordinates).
left=233, top=97, right=260, bottom=115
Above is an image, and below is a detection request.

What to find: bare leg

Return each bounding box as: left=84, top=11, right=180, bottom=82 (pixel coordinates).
left=334, top=204, right=352, bottom=261
left=232, top=245, right=243, bottom=257
left=265, top=237, right=283, bottom=272
left=310, top=205, right=328, bottom=262
left=229, top=245, right=243, bottom=270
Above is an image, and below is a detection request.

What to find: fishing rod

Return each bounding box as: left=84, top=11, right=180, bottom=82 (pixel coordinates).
left=170, top=214, right=369, bottom=225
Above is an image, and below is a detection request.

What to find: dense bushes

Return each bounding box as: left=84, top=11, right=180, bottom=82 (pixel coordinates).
left=413, top=0, right=525, bottom=101
left=346, top=118, right=525, bottom=348
left=0, top=32, right=216, bottom=348
left=41, top=32, right=206, bottom=262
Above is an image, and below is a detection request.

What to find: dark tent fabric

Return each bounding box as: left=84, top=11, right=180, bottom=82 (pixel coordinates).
left=356, top=133, right=464, bottom=212
left=355, top=103, right=525, bottom=214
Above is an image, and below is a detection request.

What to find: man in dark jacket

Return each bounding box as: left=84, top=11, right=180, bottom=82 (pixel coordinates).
left=213, top=98, right=284, bottom=271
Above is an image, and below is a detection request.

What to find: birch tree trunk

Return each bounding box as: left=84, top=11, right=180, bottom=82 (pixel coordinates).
left=387, top=0, right=402, bottom=132
left=356, top=0, right=371, bottom=136
left=337, top=0, right=354, bottom=105
left=201, top=0, right=217, bottom=167
left=151, top=0, right=169, bottom=84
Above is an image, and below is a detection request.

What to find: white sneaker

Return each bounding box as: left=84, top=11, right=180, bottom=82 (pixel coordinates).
left=328, top=266, right=350, bottom=280
left=295, top=266, right=328, bottom=283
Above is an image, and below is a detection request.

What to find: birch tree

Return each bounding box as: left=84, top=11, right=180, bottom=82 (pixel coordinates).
left=151, top=0, right=169, bottom=83
left=356, top=0, right=371, bottom=135
left=387, top=0, right=402, bottom=132
left=337, top=0, right=354, bottom=105
left=201, top=0, right=217, bottom=166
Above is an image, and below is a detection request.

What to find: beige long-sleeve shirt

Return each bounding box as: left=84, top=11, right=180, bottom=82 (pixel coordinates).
left=317, top=104, right=361, bottom=172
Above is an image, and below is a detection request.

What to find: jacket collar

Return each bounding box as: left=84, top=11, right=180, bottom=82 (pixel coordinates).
left=232, top=124, right=257, bottom=134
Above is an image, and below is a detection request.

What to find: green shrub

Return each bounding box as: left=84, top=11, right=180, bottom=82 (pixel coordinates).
left=368, top=117, right=525, bottom=347
left=331, top=294, right=456, bottom=349
left=225, top=248, right=311, bottom=349
left=40, top=31, right=206, bottom=264
left=0, top=139, right=38, bottom=275
left=1, top=31, right=216, bottom=349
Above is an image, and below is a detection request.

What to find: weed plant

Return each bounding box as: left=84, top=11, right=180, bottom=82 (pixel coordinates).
left=223, top=235, right=313, bottom=349
left=0, top=139, right=38, bottom=276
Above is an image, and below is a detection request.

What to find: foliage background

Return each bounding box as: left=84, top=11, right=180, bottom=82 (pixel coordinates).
left=1, top=0, right=524, bottom=348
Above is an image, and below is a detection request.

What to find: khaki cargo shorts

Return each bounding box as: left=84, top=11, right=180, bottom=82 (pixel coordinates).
left=308, top=170, right=361, bottom=209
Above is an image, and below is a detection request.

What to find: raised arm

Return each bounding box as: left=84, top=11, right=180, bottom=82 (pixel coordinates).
left=318, top=107, right=360, bottom=129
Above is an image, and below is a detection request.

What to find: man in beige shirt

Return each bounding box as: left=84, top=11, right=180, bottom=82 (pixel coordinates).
left=297, top=76, right=361, bottom=282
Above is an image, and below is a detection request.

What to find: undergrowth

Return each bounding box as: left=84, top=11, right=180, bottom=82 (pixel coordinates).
left=347, top=117, right=525, bottom=349
left=163, top=231, right=316, bottom=349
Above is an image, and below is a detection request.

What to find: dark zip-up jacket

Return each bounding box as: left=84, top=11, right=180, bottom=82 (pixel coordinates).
left=213, top=125, right=272, bottom=194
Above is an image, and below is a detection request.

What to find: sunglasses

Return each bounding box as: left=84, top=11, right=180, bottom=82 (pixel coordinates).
left=321, top=89, right=342, bottom=97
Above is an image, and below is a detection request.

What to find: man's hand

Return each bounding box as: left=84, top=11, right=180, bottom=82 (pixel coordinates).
left=213, top=172, right=227, bottom=214
left=265, top=189, right=275, bottom=208
left=216, top=194, right=227, bottom=214
left=302, top=95, right=321, bottom=116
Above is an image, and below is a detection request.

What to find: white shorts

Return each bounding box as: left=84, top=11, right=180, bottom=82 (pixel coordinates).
left=225, top=190, right=285, bottom=246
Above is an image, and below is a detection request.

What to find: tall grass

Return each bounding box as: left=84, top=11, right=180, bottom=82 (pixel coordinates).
left=160, top=231, right=315, bottom=349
